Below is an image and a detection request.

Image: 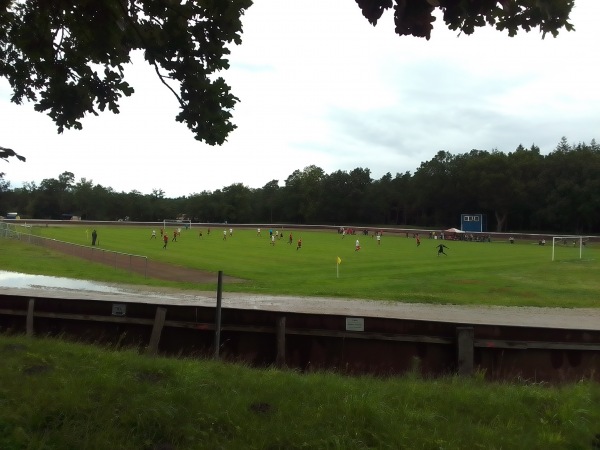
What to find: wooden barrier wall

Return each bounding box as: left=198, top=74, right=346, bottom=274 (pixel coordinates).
left=1, top=293, right=599, bottom=382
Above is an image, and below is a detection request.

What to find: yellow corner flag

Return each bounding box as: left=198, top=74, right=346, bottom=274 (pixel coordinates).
left=337, top=256, right=342, bottom=265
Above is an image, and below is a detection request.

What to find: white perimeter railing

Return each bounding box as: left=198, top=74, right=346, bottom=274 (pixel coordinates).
left=1, top=223, right=148, bottom=278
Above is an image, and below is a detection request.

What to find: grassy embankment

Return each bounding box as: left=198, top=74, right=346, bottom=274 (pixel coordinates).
left=1, top=334, right=599, bottom=449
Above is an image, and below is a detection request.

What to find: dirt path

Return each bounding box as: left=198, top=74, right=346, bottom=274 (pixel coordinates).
left=40, top=238, right=243, bottom=284
left=142, top=259, right=243, bottom=284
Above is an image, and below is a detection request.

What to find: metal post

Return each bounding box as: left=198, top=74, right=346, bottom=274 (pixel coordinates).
left=214, top=270, right=223, bottom=359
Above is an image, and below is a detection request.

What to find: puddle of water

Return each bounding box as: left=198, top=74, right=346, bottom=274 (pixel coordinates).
left=0, top=270, right=125, bottom=294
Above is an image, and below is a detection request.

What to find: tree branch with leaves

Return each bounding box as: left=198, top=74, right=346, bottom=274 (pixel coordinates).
left=355, top=0, right=574, bottom=40
left=0, top=146, right=26, bottom=163
left=0, top=0, right=252, bottom=146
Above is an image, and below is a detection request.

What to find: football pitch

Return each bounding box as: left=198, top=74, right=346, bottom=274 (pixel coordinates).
left=19, top=224, right=599, bottom=309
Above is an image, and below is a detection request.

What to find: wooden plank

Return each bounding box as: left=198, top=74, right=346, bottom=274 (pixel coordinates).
left=147, top=307, right=167, bottom=356
left=164, top=320, right=215, bottom=330
left=26, top=299, right=35, bottom=337
left=457, top=327, right=474, bottom=376
left=202, top=324, right=453, bottom=345
left=276, top=316, right=286, bottom=368
left=221, top=324, right=276, bottom=333
left=25, top=311, right=154, bottom=326
left=285, top=328, right=454, bottom=345
left=475, top=339, right=600, bottom=351
left=0, top=309, right=27, bottom=316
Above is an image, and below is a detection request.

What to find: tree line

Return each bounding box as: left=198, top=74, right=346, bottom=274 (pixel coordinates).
left=1, top=137, right=598, bottom=233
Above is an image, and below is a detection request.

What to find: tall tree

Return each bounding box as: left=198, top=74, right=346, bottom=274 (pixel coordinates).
left=221, top=183, right=253, bottom=223
left=72, top=177, right=98, bottom=220
left=413, top=150, right=455, bottom=226
left=35, top=172, right=76, bottom=219
left=345, top=168, right=372, bottom=223
left=283, top=165, right=325, bottom=224
left=319, top=170, right=352, bottom=224
left=257, top=180, right=281, bottom=223
left=506, top=144, right=544, bottom=230
left=542, top=141, right=600, bottom=233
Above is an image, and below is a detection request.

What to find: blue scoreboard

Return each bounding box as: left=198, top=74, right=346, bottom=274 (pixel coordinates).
left=461, top=214, right=487, bottom=233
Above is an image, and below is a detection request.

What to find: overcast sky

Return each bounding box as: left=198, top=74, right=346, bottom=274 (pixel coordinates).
left=1, top=0, right=599, bottom=198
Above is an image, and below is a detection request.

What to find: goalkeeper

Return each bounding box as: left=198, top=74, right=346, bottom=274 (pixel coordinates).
left=436, top=243, right=449, bottom=256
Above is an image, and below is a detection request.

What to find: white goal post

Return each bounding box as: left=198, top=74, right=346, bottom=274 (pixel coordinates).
left=162, top=219, right=191, bottom=231
left=551, top=236, right=589, bottom=261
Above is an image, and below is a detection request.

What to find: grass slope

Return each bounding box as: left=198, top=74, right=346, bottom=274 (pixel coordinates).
left=1, top=334, right=599, bottom=450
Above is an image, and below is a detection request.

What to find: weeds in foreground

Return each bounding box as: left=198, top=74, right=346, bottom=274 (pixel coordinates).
left=1, top=334, right=599, bottom=449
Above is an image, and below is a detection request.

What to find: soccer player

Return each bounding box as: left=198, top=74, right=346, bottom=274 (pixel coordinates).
left=296, top=238, right=302, bottom=250
left=288, top=233, right=293, bottom=244
left=162, top=233, right=168, bottom=249
left=436, top=243, right=448, bottom=256
left=355, top=239, right=360, bottom=251
left=151, top=230, right=156, bottom=239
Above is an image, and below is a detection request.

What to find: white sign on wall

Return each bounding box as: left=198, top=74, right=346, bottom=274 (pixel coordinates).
left=345, top=317, right=364, bottom=332
left=112, top=303, right=127, bottom=316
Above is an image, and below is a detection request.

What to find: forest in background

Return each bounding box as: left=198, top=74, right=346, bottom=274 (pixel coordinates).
left=1, top=137, right=599, bottom=233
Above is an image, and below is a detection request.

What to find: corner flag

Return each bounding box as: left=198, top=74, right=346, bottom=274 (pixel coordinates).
left=337, top=256, right=342, bottom=265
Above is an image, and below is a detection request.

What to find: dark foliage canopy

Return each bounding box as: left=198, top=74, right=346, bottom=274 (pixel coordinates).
left=355, top=0, right=574, bottom=39
left=1, top=0, right=252, bottom=148
left=0, top=146, right=25, bottom=162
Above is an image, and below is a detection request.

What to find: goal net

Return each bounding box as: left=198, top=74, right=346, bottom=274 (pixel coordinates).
left=162, top=219, right=191, bottom=234
left=551, top=236, right=589, bottom=261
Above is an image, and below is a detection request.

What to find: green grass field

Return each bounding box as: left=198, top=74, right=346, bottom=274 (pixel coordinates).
left=3, top=224, right=600, bottom=307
